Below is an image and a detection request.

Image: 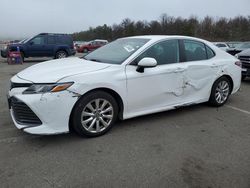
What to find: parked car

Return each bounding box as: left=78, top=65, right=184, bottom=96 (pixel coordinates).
left=213, top=42, right=230, bottom=51
left=1, top=33, right=76, bottom=61
left=77, top=39, right=108, bottom=53
left=74, top=41, right=86, bottom=50
left=226, top=42, right=250, bottom=56
left=226, top=42, right=242, bottom=48
left=8, top=35, right=241, bottom=137
left=236, top=49, right=250, bottom=80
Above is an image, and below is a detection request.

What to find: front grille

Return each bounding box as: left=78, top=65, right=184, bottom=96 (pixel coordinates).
left=242, top=62, right=250, bottom=69
left=10, top=82, right=32, bottom=90
left=239, top=56, right=250, bottom=69
left=10, top=97, right=42, bottom=125
left=239, top=56, right=250, bottom=63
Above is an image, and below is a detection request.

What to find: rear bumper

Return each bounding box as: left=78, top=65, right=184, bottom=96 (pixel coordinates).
left=69, top=49, right=76, bottom=56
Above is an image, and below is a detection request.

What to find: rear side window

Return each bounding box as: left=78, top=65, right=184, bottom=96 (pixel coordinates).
left=206, top=46, right=215, bottom=59
left=183, top=40, right=207, bottom=61
left=56, top=35, right=72, bottom=45
left=48, top=36, right=56, bottom=44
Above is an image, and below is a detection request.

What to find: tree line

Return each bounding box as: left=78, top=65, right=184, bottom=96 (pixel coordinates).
left=72, top=14, right=250, bottom=42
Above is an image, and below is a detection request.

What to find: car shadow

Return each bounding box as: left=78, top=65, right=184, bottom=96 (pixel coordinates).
left=20, top=103, right=209, bottom=146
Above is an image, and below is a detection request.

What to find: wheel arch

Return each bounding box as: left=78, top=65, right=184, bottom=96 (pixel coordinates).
left=68, top=87, right=124, bottom=132
left=221, top=74, right=234, bottom=94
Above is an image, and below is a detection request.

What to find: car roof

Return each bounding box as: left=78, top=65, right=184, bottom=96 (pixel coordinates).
left=123, top=35, right=212, bottom=45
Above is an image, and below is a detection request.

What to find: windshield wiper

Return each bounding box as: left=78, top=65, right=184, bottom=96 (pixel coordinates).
left=88, top=59, right=102, bottom=63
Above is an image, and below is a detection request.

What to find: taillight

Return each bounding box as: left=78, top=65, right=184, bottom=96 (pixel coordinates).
left=235, top=61, right=242, bottom=68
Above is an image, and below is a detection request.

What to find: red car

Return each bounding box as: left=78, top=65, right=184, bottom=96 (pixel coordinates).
left=77, top=39, right=108, bottom=53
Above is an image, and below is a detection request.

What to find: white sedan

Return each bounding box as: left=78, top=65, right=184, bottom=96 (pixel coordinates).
left=8, top=36, right=241, bottom=137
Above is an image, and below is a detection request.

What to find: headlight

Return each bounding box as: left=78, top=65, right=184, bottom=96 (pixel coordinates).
left=23, top=82, right=74, bottom=94
left=4, top=46, right=7, bottom=50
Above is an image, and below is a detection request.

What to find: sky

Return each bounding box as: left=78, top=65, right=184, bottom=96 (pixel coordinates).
left=0, top=0, right=249, bottom=39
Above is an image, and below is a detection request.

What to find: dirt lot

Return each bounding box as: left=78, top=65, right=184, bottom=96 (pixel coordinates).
left=0, top=55, right=250, bottom=188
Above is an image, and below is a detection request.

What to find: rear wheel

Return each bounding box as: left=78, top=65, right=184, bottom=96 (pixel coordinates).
left=55, top=50, right=67, bottom=59
left=72, top=91, right=118, bottom=137
left=209, top=77, right=231, bottom=106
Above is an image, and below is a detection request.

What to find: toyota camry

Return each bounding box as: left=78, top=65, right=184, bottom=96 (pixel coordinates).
left=8, top=36, right=241, bottom=137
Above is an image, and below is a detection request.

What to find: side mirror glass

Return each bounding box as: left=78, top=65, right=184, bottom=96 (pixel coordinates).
left=136, top=57, right=157, bottom=73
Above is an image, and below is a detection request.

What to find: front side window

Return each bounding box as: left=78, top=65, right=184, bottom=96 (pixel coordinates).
left=31, top=36, right=45, bottom=45
left=135, top=39, right=179, bottom=65
left=184, top=40, right=207, bottom=61
left=239, top=42, right=250, bottom=49
left=84, top=38, right=149, bottom=64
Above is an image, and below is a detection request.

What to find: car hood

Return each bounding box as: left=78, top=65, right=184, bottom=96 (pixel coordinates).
left=17, top=57, right=111, bottom=83
left=238, top=49, right=250, bottom=56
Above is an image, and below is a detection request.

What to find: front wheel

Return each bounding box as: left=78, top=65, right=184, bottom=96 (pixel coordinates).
left=209, top=77, right=231, bottom=106
left=72, top=91, right=118, bottom=137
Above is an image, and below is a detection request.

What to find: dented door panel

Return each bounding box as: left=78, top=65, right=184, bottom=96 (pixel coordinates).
left=125, top=64, right=185, bottom=116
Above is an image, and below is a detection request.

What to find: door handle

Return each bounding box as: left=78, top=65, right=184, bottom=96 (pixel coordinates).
left=211, top=64, right=219, bottom=68
left=174, top=68, right=186, bottom=73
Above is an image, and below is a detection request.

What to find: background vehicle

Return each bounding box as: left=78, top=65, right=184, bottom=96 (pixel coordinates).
left=226, top=41, right=242, bottom=48
left=1, top=33, right=76, bottom=61
left=74, top=41, right=86, bottom=50
left=77, top=39, right=108, bottom=53
left=8, top=36, right=241, bottom=137
left=236, top=49, right=250, bottom=80
left=226, top=42, right=250, bottom=56
left=214, top=42, right=230, bottom=51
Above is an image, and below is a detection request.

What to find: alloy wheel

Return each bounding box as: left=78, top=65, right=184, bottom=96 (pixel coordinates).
left=215, top=80, right=230, bottom=104
left=81, top=99, right=114, bottom=133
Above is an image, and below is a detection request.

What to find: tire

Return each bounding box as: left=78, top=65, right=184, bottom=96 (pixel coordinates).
left=20, top=52, right=24, bottom=62
left=55, top=50, right=67, bottom=59
left=242, top=75, right=246, bottom=81
left=83, top=48, right=88, bottom=53
left=72, top=91, right=118, bottom=137
left=209, top=77, right=232, bottom=107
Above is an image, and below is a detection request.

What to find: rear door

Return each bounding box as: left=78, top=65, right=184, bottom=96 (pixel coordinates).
left=180, top=39, right=217, bottom=103
left=46, top=35, right=56, bottom=56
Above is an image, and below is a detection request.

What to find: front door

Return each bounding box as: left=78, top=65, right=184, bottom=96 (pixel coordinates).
left=27, top=35, right=47, bottom=57
left=125, top=39, right=186, bottom=117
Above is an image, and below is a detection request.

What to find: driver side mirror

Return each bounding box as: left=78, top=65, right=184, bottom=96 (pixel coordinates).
left=136, top=57, right=157, bottom=73
left=29, top=41, right=34, bottom=45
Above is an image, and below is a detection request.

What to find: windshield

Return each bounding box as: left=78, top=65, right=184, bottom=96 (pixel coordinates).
left=83, top=38, right=150, bottom=64
left=239, top=42, right=250, bottom=49
left=19, top=38, right=28, bottom=43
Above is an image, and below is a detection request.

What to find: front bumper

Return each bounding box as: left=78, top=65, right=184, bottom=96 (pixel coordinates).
left=1, top=49, right=7, bottom=58
left=241, top=62, right=250, bottom=77
left=8, top=80, right=78, bottom=135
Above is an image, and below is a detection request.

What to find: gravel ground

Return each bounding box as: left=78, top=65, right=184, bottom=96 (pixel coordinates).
left=0, top=55, right=250, bottom=188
